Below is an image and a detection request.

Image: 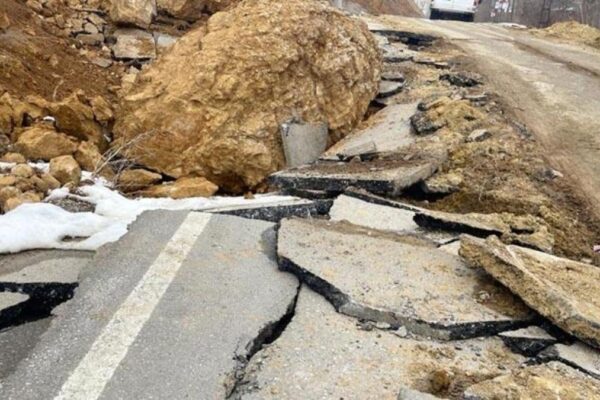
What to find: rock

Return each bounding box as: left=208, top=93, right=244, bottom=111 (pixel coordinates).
left=89, top=57, right=113, bottom=68
left=411, top=111, right=446, bottom=135
left=49, top=91, right=106, bottom=150
left=49, top=155, right=81, bottom=186
left=153, top=32, right=178, bottom=53
left=270, top=156, right=444, bottom=196
left=377, top=80, right=404, bottom=99
left=40, top=173, right=61, bottom=191
left=539, top=342, right=600, bottom=379
left=278, top=218, right=532, bottom=339
left=421, top=171, right=463, bottom=194
left=321, top=102, right=419, bottom=161
left=381, top=71, right=405, bottom=82
left=0, top=175, right=17, bottom=188
left=0, top=13, right=10, bottom=33
left=73, top=141, right=103, bottom=172
left=440, top=72, right=482, bottom=87
left=0, top=153, right=26, bottom=163
left=117, top=169, right=162, bottom=192
left=414, top=98, right=485, bottom=135
left=76, top=33, right=104, bottom=46
left=280, top=121, right=328, bottom=168
left=11, top=164, right=35, bottom=178
left=112, top=28, right=156, bottom=60
left=397, top=388, right=442, bottom=399
left=140, top=176, right=217, bottom=198
left=414, top=209, right=554, bottom=253
left=498, top=326, right=557, bottom=356
left=0, top=186, right=21, bottom=206
left=109, top=0, right=156, bottom=28
left=114, top=0, right=381, bottom=193
left=15, top=126, right=78, bottom=160
left=467, top=129, right=491, bottom=143
left=3, top=191, right=42, bottom=212
left=460, top=235, right=600, bottom=349
left=232, top=287, right=526, bottom=399
left=463, top=362, right=600, bottom=400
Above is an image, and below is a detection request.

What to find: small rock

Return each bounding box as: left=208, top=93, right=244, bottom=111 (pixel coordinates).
left=0, top=153, right=27, bottom=163
left=76, top=33, right=104, bottom=46
left=89, top=96, right=113, bottom=124
left=153, top=32, right=178, bottom=53
left=83, top=22, right=99, bottom=35
left=74, top=141, right=104, bottom=173
left=397, top=387, right=441, bottom=400
left=117, top=169, right=163, bottom=192
left=49, top=155, right=81, bottom=186
left=377, top=80, right=404, bottom=99
left=11, top=164, right=35, bottom=178
left=440, top=72, right=482, bottom=87
left=421, top=171, right=463, bottom=194
left=140, top=177, right=218, bottom=199
left=411, top=112, right=445, bottom=135
left=40, top=173, right=61, bottom=191
left=109, top=0, right=156, bottom=28
left=112, top=28, right=156, bottom=60
left=89, top=57, right=113, bottom=68
left=0, top=13, right=10, bottom=33
left=0, top=175, right=17, bottom=188
left=381, top=71, right=405, bottom=82
left=466, top=129, right=491, bottom=142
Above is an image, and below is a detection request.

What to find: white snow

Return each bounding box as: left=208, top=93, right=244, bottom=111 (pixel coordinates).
left=0, top=180, right=298, bottom=253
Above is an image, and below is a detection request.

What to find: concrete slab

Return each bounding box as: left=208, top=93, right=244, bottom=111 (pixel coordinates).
left=378, top=80, right=404, bottom=98
left=463, top=362, right=600, bottom=400
left=209, top=197, right=332, bottom=222
left=278, top=218, right=532, bottom=339
left=232, top=287, right=526, bottom=399
left=321, top=103, right=418, bottom=161
left=270, top=157, right=442, bottom=196
left=498, top=326, right=556, bottom=356
left=461, top=235, right=600, bottom=349
left=539, top=342, right=600, bottom=379
left=329, top=195, right=458, bottom=245
left=280, top=121, right=328, bottom=167
left=1, top=211, right=299, bottom=399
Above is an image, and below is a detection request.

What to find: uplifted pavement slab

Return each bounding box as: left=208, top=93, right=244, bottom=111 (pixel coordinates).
left=539, top=342, right=600, bottom=379
left=209, top=197, right=332, bottom=222
left=415, top=209, right=554, bottom=253
left=270, top=157, right=442, bottom=196
left=0, top=292, right=29, bottom=327
left=0, top=318, right=51, bottom=379
left=278, top=218, right=532, bottom=339
left=329, top=195, right=457, bottom=245
left=232, top=287, right=526, bottom=400
left=1, top=211, right=299, bottom=399
left=498, top=326, right=556, bottom=356
left=463, top=361, right=600, bottom=400
left=461, top=235, right=600, bottom=349
left=321, top=103, right=418, bottom=161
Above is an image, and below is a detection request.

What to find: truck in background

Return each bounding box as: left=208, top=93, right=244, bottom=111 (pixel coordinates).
left=430, top=0, right=480, bottom=21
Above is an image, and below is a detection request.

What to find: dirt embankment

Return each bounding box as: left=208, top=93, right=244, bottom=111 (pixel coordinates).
left=533, top=21, right=600, bottom=50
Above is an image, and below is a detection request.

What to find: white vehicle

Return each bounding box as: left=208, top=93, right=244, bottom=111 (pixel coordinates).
left=430, top=0, right=478, bottom=21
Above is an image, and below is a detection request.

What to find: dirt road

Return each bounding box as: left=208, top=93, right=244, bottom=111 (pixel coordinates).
left=379, top=17, right=600, bottom=219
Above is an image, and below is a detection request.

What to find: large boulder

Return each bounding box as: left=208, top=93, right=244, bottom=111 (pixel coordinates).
left=113, top=0, right=381, bottom=193
left=109, top=0, right=156, bottom=28
left=15, top=126, right=78, bottom=160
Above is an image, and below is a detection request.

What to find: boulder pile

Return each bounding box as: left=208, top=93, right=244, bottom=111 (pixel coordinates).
left=113, top=0, right=381, bottom=193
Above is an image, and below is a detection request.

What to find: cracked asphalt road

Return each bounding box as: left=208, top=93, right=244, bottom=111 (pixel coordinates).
left=378, top=17, right=600, bottom=219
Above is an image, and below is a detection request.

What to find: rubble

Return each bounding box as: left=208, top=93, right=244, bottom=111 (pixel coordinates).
left=440, top=72, right=482, bottom=87
left=49, top=155, right=81, bottom=186
left=539, top=342, right=600, bottom=379
left=15, top=126, right=78, bottom=161
left=463, top=362, right=600, bottom=399
left=498, top=326, right=557, bottom=356
left=139, top=176, right=218, bottom=198
left=421, top=171, right=463, bottom=194
left=111, top=29, right=157, bottom=60
left=378, top=80, right=404, bottom=98
left=109, top=0, right=156, bottom=28
left=117, top=169, right=163, bottom=192
left=232, top=287, right=526, bottom=399
left=460, top=235, right=600, bottom=349
left=321, top=102, right=419, bottom=161
left=278, top=218, right=532, bottom=339
left=113, top=0, right=381, bottom=193
left=211, top=198, right=332, bottom=222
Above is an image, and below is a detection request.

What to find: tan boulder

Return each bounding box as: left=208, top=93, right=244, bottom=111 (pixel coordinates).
left=49, top=91, right=107, bottom=151
left=90, top=96, right=114, bottom=125
left=11, top=164, right=35, bottom=178
left=140, top=176, right=217, bottom=199
left=40, top=173, right=61, bottom=191
left=49, top=155, right=81, bottom=186
left=117, top=169, right=162, bottom=192
left=74, top=141, right=103, bottom=172
left=3, top=191, right=42, bottom=212
left=0, top=175, right=17, bottom=188
left=16, top=126, right=78, bottom=160
left=0, top=152, right=26, bottom=163
left=109, top=0, right=156, bottom=28
left=113, top=0, right=381, bottom=193
left=0, top=186, right=21, bottom=212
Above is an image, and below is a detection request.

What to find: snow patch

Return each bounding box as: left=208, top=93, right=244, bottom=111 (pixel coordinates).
left=0, top=182, right=297, bottom=253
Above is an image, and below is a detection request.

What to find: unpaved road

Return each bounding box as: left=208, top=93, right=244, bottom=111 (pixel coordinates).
left=379, top=17, right=600, bottom=219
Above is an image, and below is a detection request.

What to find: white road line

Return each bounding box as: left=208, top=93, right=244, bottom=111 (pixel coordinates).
left=54, top=212, right=212, bottom=400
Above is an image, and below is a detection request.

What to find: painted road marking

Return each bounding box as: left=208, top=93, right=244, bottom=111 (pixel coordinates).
left=54, top=212, right=212, bottom=400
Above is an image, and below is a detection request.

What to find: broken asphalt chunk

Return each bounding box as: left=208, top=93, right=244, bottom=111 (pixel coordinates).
left=498, top=326, right=557, bottom=356
left=269, top=157, right=443, bottom=196
left=321, top=102, right=419, bottom=161
left=209, top=197, right=332, bottom=222
left=378, top=80, right=404, bottom=99
left=369, top=30, right=437, bottom=47
left=232, top=287, right=526, bottom=399
left=460, top=235, right=600, bottom=349
left=463, top=362, right=600, bottom=400
left=277, top=218, right=532, bottom=340
left=0, top=292, right=29, bottom=328
left=440, top=72, right=482, bottom=87
left=539, top=342, right=600, bottom=379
